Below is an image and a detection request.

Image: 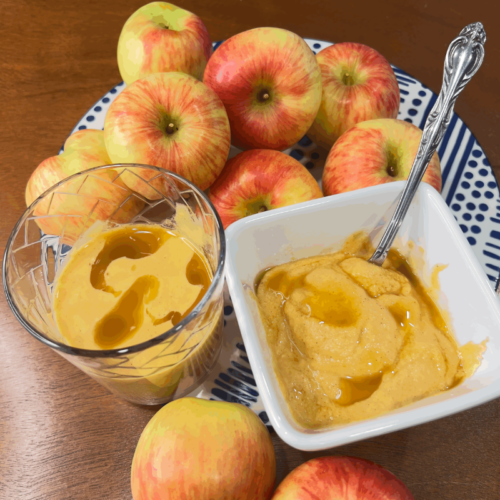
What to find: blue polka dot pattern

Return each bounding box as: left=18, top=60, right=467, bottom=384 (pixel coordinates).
left=78, top=125, right=86, bottom=130
left=110, top=88, right=117, bottom=94
left=86, top=115, right=95, bottom=122
left=468, top=237, right=477, bottom=245
left=404, top=118, right=413, bottom=123
left=311, top=152, right=319, bottom=160
left=313, top=43, right=321, bottom=49
left=224, top=305, right=234, bottom=316
left=412, top=99, right=422, bottom=106
left=442, top=127, right=496, bottom=258
left=306, top=162, right=314, bottom=169
left=418, top=90, right=426, bottom=97
left=94, top=106, right=102, bottom=112
left=290, top=149, right=304, bottom=161
left=451, top=204, right=461, bottom=211
left=483, top=158, right=490, bottom=166
left=102, top=97, right=110, bottom=103
left=408, top=109, right=418, bottom=116
left=259, top=411, right=270, bottom=424
left=299, top=135, right=312, bottom=147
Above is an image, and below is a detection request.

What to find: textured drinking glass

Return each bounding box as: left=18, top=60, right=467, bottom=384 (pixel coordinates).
left=3, top=164, right=225, bottom=405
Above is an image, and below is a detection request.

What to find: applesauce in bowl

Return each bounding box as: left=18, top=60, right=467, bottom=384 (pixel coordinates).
left=4, top=164, right=225, bottom=405
left=255, top=232, right=485, bottom=429
left=224, top=181, right=500, bottom=451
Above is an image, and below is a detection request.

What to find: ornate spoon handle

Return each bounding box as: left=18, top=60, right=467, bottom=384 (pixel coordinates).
left=369, top=22, right=486, bottom=266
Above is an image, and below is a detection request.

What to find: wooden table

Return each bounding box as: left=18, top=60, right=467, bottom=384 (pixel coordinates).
left=1, top=1, right=499, bottom=498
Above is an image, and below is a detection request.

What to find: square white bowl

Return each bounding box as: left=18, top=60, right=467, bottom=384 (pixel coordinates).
left=224, top=181, right=500, bottom=451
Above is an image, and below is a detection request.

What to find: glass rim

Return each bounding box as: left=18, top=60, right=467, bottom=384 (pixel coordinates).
left=3, top=163, right=226, bottom=359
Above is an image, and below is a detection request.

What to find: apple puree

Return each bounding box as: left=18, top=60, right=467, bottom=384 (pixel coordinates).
left=256, top=233, right=484, bottom=428
left=54, top=224, right=213, bottom=351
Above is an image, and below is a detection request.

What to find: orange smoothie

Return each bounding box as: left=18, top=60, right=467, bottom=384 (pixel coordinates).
left=53, top=223, right=223, bottom=403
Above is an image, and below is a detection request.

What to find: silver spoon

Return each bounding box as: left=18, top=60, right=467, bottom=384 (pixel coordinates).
left=369, top=22, right=486, bottom=266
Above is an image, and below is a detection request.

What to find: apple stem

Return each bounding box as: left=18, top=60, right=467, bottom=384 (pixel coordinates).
left=257, top=89, right=271, bottom=103
left=258, top=206, right=268, bottom=213
left=166, top=123, right=176, bottom=135
left=342, top=72, right=355, bottom=86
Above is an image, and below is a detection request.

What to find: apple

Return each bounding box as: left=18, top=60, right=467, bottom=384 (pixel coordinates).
left=131, top=398, right=276, bottom=500
left=308, top=42, right=400, bottom=150
left=203, top=28, right=322, bottom=151
left=272, top=456, right=414, bottom=500
left=117, top=2, right=212, bottom=85
left=104, top=72, right=231, bottom=196
left=209, top=149, right=323, bottom=228
left=25, top=129, right=143, bottom=244
left=322, top=118, right=442, bottom=196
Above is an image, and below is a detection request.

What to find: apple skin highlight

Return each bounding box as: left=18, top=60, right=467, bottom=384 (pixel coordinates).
left=271, top=456, right=415, bottom=500
left=25, top=129, right=143, bottom=245
left=209, top=149, right=323, bottom=228
left=322, top=118, right=442, bottom=196
left=308, top=42, right=400, bottom=150
left=131, top=398, right=276, bottom=500
left=204, top=27, right=322, bottom=151
left=117, top=2, right=212, bottom=85
left=104, top=72, right=231, bottom=192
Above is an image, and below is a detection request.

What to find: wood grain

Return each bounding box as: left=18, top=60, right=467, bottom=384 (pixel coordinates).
left=1, top=1, right=500, bottom=498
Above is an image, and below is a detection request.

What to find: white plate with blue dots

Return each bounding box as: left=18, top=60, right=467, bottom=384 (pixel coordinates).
left=65, top=38, right=500, bottom=425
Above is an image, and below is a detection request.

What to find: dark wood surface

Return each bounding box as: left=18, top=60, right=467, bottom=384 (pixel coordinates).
left=1, top=1, right=500, bottom=498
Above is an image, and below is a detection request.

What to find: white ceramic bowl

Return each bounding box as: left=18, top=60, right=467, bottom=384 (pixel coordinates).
left=225, top=181, right=500, bottom=451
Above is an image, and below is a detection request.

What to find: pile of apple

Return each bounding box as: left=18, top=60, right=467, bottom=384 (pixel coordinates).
left=25, top=3, right=427, bottom=497
left=26, top=1, right=442, bottom=233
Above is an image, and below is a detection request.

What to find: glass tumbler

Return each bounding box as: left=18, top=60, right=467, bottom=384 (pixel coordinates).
left=3, top=164, right=225, bottom=405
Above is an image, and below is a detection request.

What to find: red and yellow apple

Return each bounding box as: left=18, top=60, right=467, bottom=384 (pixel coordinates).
left=117, top=2, right=212, bottom=85
left=131, top=398, right=276, bottom=500
left=322, top=118, right=441, bottom=196
left=203, top=28, right=322, bottom=151
left=104, top=72, right=231, bottom=195
left=308, top=42, right=400, bottom=150
left=26, top=129, right=142, bottom=244
left=272, top=456, right=414, bottom=500
left=209, top=149, right=323, bottom=228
